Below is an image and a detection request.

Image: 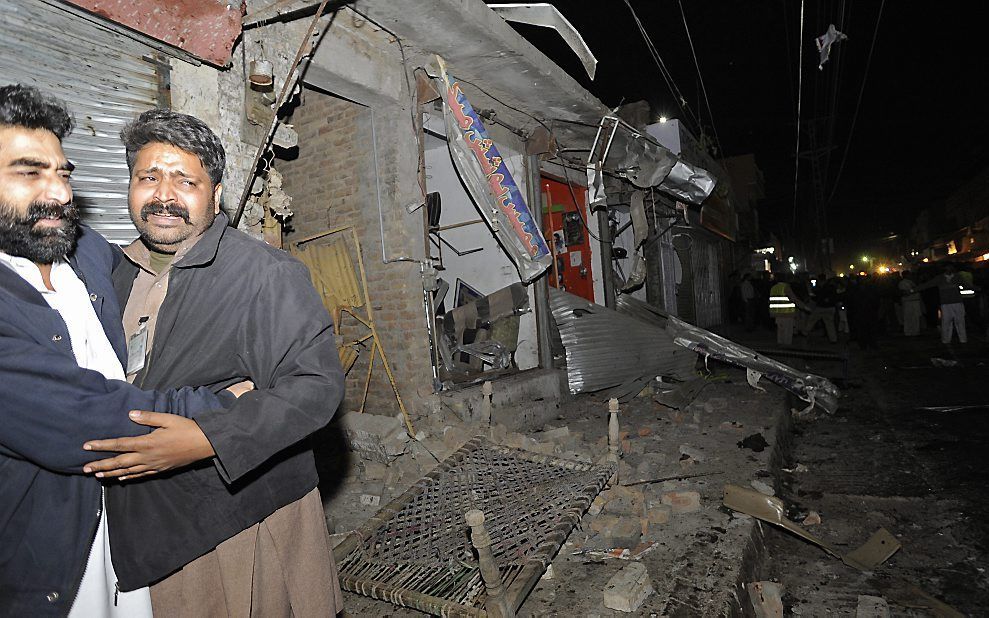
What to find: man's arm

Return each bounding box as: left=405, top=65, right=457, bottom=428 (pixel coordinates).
left=0, top=326, right=231, bottom=474
left=195, top=259, right=345, bottom=484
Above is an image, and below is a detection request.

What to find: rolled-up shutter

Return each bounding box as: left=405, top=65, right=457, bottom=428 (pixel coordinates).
left=0, top=0, right=164, bottom=244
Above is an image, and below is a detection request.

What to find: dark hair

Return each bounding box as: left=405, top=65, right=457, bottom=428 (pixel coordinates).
left=120, top=109, right=225, bottom=186
left=0, top=84, right=74, bottom=139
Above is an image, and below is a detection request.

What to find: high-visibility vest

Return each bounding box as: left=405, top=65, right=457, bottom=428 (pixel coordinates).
left=770, top=283, right=797, bottom=315
left=959, top=284, right=975, bottom=298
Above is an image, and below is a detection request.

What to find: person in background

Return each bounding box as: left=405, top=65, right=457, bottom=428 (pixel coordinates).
left=741, top=272, right=757, bottom=332
left=898, top=270, right=923, bottom=336
left=916, top=263, right=968, bottom=344
left=804, top=274, right=838, bottom=343
left=769, top=273, right=810, bottom=345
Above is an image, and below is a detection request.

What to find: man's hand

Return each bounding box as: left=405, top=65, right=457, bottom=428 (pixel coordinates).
left=225, top=379, right=255, bottom=398
left=82, top=411, right=215, bottom=481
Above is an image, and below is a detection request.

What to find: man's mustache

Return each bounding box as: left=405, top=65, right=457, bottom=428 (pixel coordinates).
left=27, top=200, right=79, bottom=227
left=140, top=201, right=191, bottom=224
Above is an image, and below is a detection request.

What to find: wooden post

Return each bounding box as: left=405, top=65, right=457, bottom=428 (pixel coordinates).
left=480, top=380, right=493, bottom=426
left=465, top=509, right=515, bottom=618
left=608, top=398, right=621, bottom=485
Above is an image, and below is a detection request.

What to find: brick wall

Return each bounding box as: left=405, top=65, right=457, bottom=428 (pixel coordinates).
left=279, top=87, right=434, bottom=421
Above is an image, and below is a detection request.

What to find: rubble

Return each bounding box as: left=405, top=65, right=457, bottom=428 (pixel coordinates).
left=588, top=515, right=642, bottom=548
left=856, top=595, right=889, bottom=617
left=750, top=479, right=775, bottom=496
left=661, top=490, right=701, bottom=514
left=338, top=411, right=409, bottom=463
left=602, top=562, right=654, bottom=612
left=746, top=581, right=784, bottom=617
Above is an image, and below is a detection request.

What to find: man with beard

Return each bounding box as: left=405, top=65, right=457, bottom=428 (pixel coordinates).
left=0, top=85, right=246, bottom=616
left=82, top=109, right=345, bottom=616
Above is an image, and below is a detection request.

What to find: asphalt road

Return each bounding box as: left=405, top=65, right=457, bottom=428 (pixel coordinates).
left=764, top=329, right=989, bottom=615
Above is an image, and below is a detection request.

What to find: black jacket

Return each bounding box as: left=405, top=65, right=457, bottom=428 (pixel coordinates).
left=0, top=226, right=228, bottom=617
left=108, top=212, right=344, bottom=590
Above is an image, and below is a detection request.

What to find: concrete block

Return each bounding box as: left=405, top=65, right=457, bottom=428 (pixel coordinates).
left=602, top=562, right=654, bottom=612
left=855, top=595, right=889, bottom=617
left=661, top=490, right=701, bottom=514
left=338, top=412, right=408, bottom=463
left=589, top=515, right=641, bottom=548
left=600, top=486, right=645, bottom=517
left=646, top=505, right=671, bottom=525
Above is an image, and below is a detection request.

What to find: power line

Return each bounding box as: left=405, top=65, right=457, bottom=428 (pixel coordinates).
left=676, top=0, right=724, bottom=157
left=791, top=0, right=806, bottom=233
left=825, top=0, right=885, bottom=208
left=622, top=0, right=702, bottom=135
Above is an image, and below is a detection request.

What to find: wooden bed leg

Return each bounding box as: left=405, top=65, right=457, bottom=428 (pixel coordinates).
left=466, top=509, right=515, bottom=618
left=608, top=398, right=621, bottom=485
left=481, top=380, right=493, bottom=426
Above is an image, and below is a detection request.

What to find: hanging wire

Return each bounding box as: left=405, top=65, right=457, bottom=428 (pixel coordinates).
left=676, top=0, right=724, bottom=157
left=790, top=0, right=806, bottom=233
left=824, top=0, right=886, bottom=208
left=622, top=0, right=702, bottom=135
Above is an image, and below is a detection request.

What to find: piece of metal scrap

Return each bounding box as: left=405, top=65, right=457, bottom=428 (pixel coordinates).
left=723, top=485, right=901, bottom=571
left=549, top=289, right=696, bottom=401
left=488, top=3, right=598, bottom=80
left=615, top=294, right=840, bottom=414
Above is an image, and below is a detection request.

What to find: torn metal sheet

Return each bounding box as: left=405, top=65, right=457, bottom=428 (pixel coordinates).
left=488, top=3, right=597, bottom=80
left=653, top=377, right=708, bottom=410
left=549, top=289, right=697, bottom=401
left=614, top=294, right=840, bottom=414
left=816, top=23, right=848, bottom=70
left=587, top=115, right=716, bottom=205
left=436, top=56, right=552, bottom=283
left=65, top=0, right=242, bottom=66
left=620, top=191, right=648, bottom=292
left=723, top=485, right=901, bottom=571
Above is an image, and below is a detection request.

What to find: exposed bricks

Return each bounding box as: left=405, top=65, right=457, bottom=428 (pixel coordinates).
left=278, top=88, right=433, bottom=418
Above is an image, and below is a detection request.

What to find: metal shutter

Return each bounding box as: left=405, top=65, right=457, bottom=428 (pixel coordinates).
left=0, top=0, right=163, bottom=244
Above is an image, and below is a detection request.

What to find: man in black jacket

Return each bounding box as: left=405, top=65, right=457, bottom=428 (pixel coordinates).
left=0, top=86, right=240, bottom=616
left=83, top=110, right=346, bottom=615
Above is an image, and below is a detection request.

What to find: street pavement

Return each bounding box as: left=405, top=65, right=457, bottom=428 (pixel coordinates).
left=757, top=325, right=989, bottom=615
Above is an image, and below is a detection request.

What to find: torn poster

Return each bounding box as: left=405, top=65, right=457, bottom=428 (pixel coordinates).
left=815, top=24, right=848, bottom=70
left=435, top=56, right=552, bottom=283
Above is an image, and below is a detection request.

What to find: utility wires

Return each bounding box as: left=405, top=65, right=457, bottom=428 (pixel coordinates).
left=825, top=0, right=886, bottom=207
left=622, top=0, right=701, bottom=136
left=791, top=0, right=806, bottom=232
left=676, top=0, right=723, bottom=157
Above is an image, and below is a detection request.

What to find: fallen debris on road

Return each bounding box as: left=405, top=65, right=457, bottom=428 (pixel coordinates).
left=722, top=484, right=901, bottom=571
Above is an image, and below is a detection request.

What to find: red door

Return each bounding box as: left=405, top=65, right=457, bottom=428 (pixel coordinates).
left=541, top=176, right=595, bottom=302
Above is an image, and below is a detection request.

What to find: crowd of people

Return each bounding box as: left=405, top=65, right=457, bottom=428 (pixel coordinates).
left=728, top=263, right=988, bottom=348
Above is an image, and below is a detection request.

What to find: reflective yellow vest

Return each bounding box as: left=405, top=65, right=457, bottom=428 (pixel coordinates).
left=770, top=283, right=797, bottom=315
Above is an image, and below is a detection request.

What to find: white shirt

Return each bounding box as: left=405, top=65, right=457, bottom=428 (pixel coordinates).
left=0, top=252, right=152, bottom=617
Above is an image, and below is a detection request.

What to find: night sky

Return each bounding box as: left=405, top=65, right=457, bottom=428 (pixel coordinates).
left=492, top=1, right=989, bottom=265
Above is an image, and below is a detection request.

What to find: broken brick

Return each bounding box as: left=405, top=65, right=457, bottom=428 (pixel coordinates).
left=661, top=490, right=701, bottom=514
left=603, top=562, right=654, bottom=612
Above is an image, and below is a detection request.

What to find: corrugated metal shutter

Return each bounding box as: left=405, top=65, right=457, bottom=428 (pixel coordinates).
left=0, top=0, right=163, bottom=244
